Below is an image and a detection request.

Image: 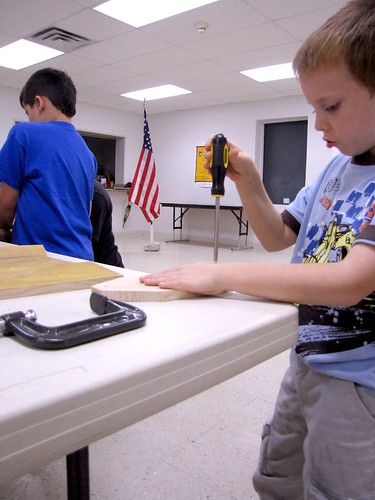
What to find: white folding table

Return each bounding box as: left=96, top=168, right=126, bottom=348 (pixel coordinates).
left=0, top=262, right=297, bottom=497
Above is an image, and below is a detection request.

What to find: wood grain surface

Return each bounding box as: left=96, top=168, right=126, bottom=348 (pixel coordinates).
left=0, top=245, right=121, bottom=299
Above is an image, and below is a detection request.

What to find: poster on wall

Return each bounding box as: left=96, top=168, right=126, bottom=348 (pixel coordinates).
left=195, top=145, right=212, bottom=188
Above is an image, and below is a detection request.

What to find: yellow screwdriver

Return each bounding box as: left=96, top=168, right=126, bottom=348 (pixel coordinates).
left=210, top=133, right=228, bottom=262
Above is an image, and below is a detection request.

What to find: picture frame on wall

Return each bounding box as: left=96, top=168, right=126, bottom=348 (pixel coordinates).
left=195, top=145, right=211, bottom=187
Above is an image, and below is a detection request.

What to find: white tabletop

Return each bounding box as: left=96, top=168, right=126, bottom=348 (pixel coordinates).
left=0, top=264, right=297, bottom=484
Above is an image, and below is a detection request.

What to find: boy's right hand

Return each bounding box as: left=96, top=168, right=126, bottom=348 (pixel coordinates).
left=204, top=136, right=260, bottom=187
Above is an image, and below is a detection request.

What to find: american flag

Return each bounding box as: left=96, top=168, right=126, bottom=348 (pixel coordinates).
left=128, top=108, right=160, bottom=223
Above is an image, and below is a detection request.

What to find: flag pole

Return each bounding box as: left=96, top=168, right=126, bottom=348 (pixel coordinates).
left=142, top=98, right=160, bottom=252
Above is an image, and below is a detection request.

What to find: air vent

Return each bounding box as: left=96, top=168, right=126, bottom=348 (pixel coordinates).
left=28, top=27, right=93, bottom=52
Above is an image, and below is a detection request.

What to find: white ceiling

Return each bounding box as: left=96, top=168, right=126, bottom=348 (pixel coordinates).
left=0, top=0, right=348, bottom=115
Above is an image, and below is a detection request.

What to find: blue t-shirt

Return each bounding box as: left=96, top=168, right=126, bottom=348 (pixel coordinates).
left=0, top=121, right=97, bottom=260
left=283, top=153, right=375, bottom=389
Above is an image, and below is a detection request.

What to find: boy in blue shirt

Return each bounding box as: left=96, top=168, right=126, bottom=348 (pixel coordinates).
left=0, top=68, right=97, bottom=260
left=141, top=0, right=375, bottom=497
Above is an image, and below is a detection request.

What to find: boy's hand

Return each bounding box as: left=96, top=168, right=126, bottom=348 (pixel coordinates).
left=140, top=263, right=229, bottom=296
left=204, top=136, right=259, bottom=185
left=202, top=135, right=293, bottom=251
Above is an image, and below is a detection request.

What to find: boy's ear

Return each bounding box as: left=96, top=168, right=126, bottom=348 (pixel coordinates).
left=34, top=95, right=46, bottom=110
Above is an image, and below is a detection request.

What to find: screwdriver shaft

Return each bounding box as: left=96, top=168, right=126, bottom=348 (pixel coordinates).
left=213, top=197, right=220, bottom=263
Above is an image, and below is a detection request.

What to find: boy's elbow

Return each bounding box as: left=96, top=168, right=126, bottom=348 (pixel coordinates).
left=333, top=248, right=375, bottom=307
left=261, top=241, right=293, bottom=252
left=259, top=227, right=296, bottom=253
left=262, top=243, right=281, bottom=252
left=336, top=295, right=362, bottom=308
left=329, top=288, right=371, bottom=308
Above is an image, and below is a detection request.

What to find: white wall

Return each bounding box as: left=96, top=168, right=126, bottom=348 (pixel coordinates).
left=148, top=96, right=333, bottom=243
left=0, top=85, right=334, bottom=245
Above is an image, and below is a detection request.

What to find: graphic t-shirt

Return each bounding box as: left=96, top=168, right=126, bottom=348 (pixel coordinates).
left=282, top=153, right=375, bottom=389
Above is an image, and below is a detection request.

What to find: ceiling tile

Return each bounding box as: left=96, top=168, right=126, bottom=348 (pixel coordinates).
left=73, top=30, right=171, bottom=64
left=72, top=64, right=134, bottom=87
left=181, top=22, right=297, bottom=59
left=242, top=0, right=347, bottom=20
left=0, top=0, right=347, bottom=114
left=276, top=5, right=348, bottom=40
left=0, top=0, right=83, bottom=38
left=56, top=8, right=132, bottom=42
left=216, top=42, right=301, bottom=72
left=114, top=46, right=205, bottom=75
left=142, top=0, right=269, bottom=44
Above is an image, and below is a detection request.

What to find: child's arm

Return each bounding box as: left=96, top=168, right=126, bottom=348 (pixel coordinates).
left=141, top=242, right=375, bottom=307
left=204, top=138, right=297, bottom=251
left=0, top=183, right=18, bottom=241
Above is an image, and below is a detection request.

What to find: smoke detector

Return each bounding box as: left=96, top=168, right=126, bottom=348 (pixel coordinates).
left=195, top=21, right=209, bottom=33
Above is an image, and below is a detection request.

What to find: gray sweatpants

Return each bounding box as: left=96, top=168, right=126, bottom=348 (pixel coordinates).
left=253, top=349, right=375, bottom=499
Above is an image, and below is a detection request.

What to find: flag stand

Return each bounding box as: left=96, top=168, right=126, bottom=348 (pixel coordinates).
left=130, top=99, right=161, bottom=250
left=144, top=222, right=160, bottom=252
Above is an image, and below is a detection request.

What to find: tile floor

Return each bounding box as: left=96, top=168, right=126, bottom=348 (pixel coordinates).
left=0, top=232, right=294, bottom=500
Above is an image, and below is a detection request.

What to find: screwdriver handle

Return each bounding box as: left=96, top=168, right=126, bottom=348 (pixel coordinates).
left=210, top=134, right=228, bottom=197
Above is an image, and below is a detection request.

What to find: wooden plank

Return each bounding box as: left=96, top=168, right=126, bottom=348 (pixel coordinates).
left=0, top=245, right=121, bottom=299
left=92, top=276, right=199, bottom=302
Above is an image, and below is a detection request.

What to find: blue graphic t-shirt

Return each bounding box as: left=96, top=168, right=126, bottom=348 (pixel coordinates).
left=282, top=153, right=375, bottom=389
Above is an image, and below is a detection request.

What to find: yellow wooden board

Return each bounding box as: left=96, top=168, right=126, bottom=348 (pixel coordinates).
left=0, top=245, right=121, bottom=299
left=92, top=276, right=199, bottom=302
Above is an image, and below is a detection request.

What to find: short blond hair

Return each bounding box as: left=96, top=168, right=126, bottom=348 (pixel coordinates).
left=293, top=0, right=375, bottom=93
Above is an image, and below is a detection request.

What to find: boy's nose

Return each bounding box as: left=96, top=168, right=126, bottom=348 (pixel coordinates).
left=314, top=112, right=328, bottom=132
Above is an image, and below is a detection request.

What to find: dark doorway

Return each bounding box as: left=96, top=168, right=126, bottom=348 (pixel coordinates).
left=263, top=120, right=307, bottom=204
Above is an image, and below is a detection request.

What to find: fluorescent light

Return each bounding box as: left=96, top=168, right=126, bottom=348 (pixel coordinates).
left=94, top=0, right=218, bottom=27
left=122, top=85, right=191, bottom=101
left=0, top=39, right=63, bottom=70
left=241, top=63, right=295, bottom=82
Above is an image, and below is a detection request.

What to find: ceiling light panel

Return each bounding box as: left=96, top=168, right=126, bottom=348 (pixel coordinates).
left=94, top=0, right=219, bottom=28
left=122, top=85, right=191, bottom=101
left=0, top=39, right=63, bottom=70
left=241, top=63, right=295, bottom=82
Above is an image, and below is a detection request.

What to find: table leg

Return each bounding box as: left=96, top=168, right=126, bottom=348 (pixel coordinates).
left=166, top=206, right=189, bottom=242
left=230, top=209, right=252, bottom=251
left=66, top=446, right=90, bottom=500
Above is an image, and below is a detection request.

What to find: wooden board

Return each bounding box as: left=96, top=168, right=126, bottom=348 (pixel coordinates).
left=92, top=276, right=199, bottom=302
left=0, top=245, right=121, bottom=299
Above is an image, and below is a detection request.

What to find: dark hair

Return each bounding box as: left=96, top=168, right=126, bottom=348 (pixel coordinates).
left=19, top=67, right=77, bottom=117
left=293, top=0, right=375, bottom=94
